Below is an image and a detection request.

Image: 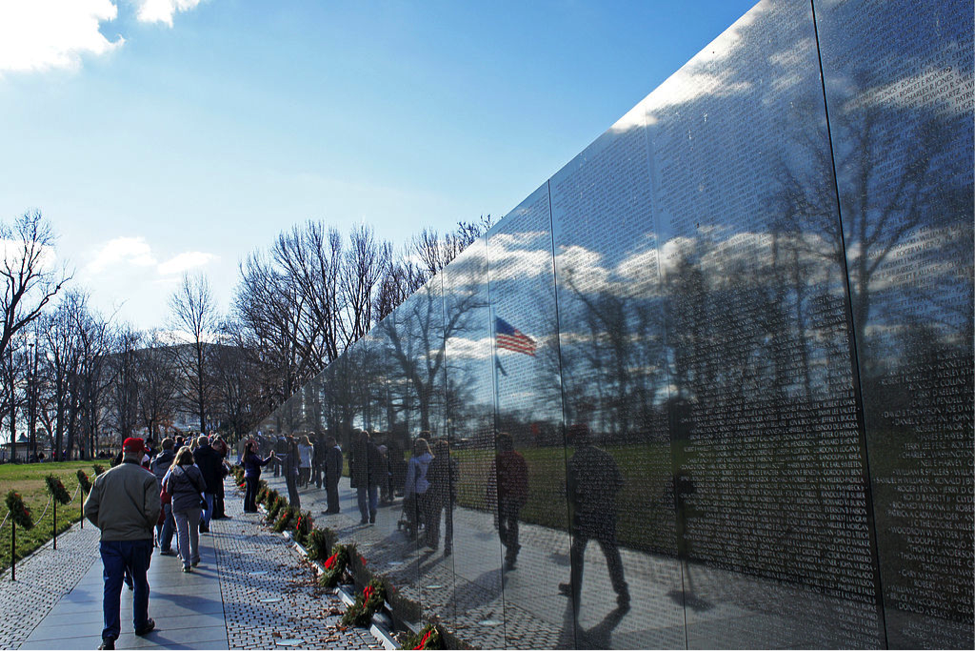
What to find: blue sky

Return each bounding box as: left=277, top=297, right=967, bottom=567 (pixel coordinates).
left=0, top=0, right=757, bottom=331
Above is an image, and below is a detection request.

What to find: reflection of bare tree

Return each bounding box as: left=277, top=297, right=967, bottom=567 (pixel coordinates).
left=558, top=271, right=667, bottom=439
left=380, top=283, right=444, bottom=434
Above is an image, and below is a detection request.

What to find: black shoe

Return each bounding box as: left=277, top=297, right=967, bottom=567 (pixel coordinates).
left=360, top=518, right=369, bottom=524
left=558, top=582, right=573, bottom=596
left=444, top=547, right=452, bottom=557
left=504, top=558, right=517, bottom=571
left=98, top=637, right=115, bottom=649
left=135, top=618, right=155, bottom=636
left=369, top=512, right=376, bottom=524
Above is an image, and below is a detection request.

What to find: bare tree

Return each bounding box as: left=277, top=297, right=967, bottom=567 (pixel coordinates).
left=107, top=325, right=142, bottom=441
left=0, top=210, right=70, bottom=361
left=135, top=331, right=180, bottom=440
left=169, top=273, right=220, bottom=433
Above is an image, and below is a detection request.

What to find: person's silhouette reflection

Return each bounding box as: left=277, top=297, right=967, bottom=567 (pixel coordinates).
left=559, top=424, right=630, bottom=611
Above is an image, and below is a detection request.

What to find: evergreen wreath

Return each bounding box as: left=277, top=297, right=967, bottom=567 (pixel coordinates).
left=266, top=494, right=286, bottom=521
left=294, top=511, right=313, bottom=544
left=76, top=469, right=92, bottom=493
left=46, top=474, right=72, bottom=505
left=273, top=504, right=297, bottom=532
left=5, top=491, right=34, bottom=530
left=92, top=464, right=105, bottom=476
left=340, top=577, right=386, bottom=627
left=402, top=624, right=445, bottom=650
left=305, top=527, right=337, bottom=561
left=319, top=544, right=351, bottom=588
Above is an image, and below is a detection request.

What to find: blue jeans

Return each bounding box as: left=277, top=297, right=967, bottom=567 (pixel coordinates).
left=100, top=539, right=153, bottom=641
left=157, top=504, right=175, bottom=552
left=357, top=485, right=378, bottom=521
left=202, top=493, right=215, bottom=529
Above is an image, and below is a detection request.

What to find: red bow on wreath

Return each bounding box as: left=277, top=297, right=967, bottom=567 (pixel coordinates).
left=295, top=516, right=302, bottom=531
left=362, top=585, right=374, bottom=602
left=325, top=552, right=338, bottom=569
left=415, top=629, right=433, bottom=650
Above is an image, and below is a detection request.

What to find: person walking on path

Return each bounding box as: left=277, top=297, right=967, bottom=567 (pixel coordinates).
left=489, top=432, right=528, bottom=570
left=84, top=437, right=161, bottom=650
left=193, top=435, right=224, bottom=533
left=150, top=438, right=177, bottom=555
left=242, top=439, right=275, bottom=512
left=323, top=436, right=343, bottom=514
left=164, top=446, right=207, bottom=573
left=210, top=434, right=232, bottom=519
left=558, top=424, right=630, bottom=612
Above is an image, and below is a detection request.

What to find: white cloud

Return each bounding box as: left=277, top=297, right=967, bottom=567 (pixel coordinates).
left=445, top=336, right=492, bottom=360
left=157, top=251, right=216, bottom=275
left=488, top=231, right=553, bottom=281
left=0, top=238, right=58, bottom=271
left=87, top=236, right=156, bottom=273
left=85, top=236, right=215, bottom=276
left=135, top=0, right=205, bottom=27
left=0, top=0, right=124, bottom=74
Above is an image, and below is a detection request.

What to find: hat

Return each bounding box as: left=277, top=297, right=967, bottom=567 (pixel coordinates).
left=122, top=437, right=146, bottom=454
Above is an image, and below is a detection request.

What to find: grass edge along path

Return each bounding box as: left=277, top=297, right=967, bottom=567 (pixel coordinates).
left=0, top=461, right=92, bottom=571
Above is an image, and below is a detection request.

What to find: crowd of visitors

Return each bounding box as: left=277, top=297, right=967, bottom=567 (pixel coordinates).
left=82, top=422, right=630, bottom=648
left=84, top=432, right=236, bottom=649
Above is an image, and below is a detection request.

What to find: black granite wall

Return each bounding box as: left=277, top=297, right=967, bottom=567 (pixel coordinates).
left=267, top=1, right=973, bottom=647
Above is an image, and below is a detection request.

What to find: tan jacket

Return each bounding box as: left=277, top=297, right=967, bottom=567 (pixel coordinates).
left=84, top=460, right=161, bottom=541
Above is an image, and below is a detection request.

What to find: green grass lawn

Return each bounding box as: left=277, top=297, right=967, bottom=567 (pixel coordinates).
left=0, top=461, right=95, bottom=571
left=452, top=442, right=679, bottom=553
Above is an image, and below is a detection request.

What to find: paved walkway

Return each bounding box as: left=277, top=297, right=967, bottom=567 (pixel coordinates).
left=0, top=479, right=386, bottom=651
left=259, top=473, right=885, bottom=650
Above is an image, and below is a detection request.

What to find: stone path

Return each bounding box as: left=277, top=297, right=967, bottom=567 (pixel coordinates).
left=260, top=473, right=887, bottom=650
left=0, top=479, right=386, bottom=650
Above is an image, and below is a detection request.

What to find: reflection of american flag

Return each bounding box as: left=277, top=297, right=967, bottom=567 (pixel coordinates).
left=495, top=317, right=536, bottom=357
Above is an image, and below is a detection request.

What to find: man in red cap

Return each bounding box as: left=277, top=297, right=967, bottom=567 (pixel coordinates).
left=85, top=437, right=161, bottom=650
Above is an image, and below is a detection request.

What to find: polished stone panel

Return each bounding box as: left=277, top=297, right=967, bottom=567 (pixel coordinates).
left=816, top=1, right=975, bottom=647
left=441, top=237, right=508, bottom=650
left=645, top=0, right=883, bottom=647
left=550, top=109, right=685, bottom=649
left=262, top=0, right=973, bottom=647
left=486, top=183, right=573, bottom=648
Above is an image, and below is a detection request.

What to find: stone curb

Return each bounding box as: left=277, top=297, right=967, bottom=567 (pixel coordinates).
left=254, top=494, right=405, bottom=649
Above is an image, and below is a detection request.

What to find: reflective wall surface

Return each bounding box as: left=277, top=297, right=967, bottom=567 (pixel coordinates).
left=265, top=1, right=973, bottom=648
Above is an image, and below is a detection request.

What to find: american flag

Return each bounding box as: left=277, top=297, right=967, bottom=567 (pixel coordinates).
left=495, top=317, right=536, bottom=357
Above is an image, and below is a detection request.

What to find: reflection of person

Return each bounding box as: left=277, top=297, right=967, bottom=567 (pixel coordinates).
left=84, top=437, right=161, bottom=650
left=323, top=436, right=343, bottom=514
left=164, top=446, right=207, bottom=573
left=491, top=432, right=528, bottom=570
left=559, top=424, right=629, bottom=611
left=242, top=440, right=274, bottom=513
left=313, top=433, right=327, bottom=489
left=426, top=439, right=458, bottom=554
left=404, top=438, right=434, bottom=538
left=283, top=435, right=301, bottom=508
left=352, top=431, right=382, bottom=524
left=298, top=435, right=314, bottom=488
